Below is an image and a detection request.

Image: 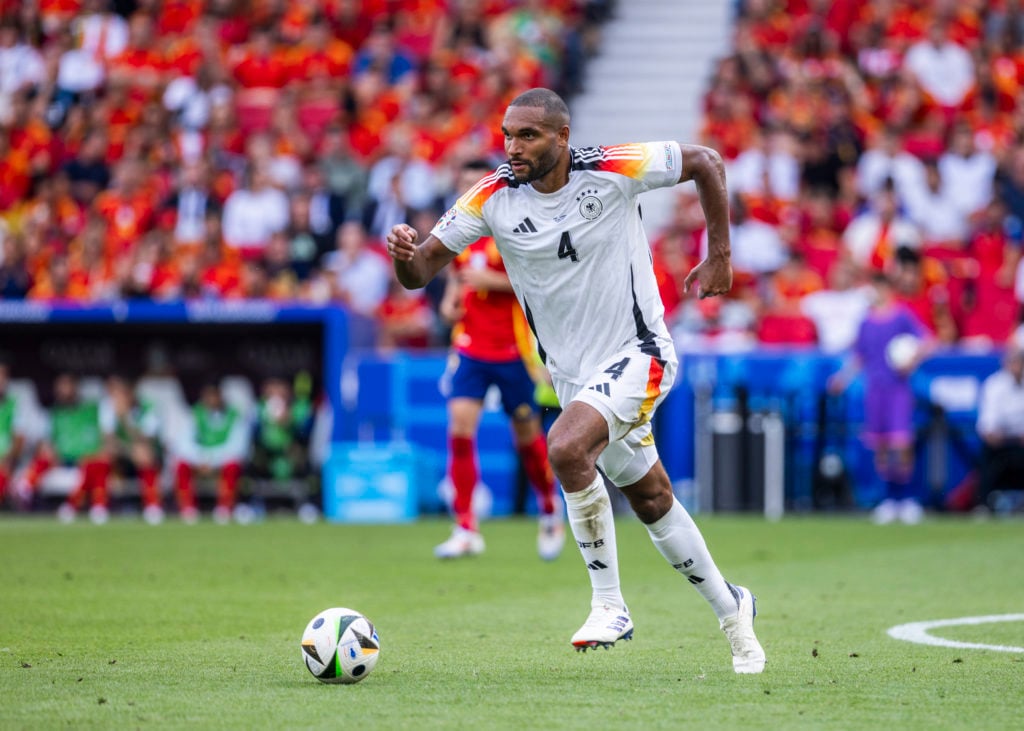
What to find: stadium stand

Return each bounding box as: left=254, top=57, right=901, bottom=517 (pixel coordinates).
left=685, top=0, right=1023, bottom=350
left=0, top=0, right=604, bottom=335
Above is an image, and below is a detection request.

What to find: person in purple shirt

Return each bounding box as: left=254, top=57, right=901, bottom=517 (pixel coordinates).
left=829, top=271, right=930, bottom=524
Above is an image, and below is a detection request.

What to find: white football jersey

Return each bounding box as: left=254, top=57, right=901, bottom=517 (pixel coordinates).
left=432, top=141, right=683, bottom=384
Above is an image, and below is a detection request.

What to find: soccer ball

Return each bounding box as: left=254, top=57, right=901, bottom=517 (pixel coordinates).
left=301, top=607, right=380, bottom=684
left=885, top=333, right=920, bottom=371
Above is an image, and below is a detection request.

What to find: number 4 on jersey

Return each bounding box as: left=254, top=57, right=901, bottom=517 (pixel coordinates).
left=557, top=231, right=579, bottom=262
left=603, top=357, right=630, bottom=381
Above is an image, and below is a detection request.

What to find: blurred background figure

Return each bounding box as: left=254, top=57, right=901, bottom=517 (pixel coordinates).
left=976, top=337, right=1024, bottom=513
left=249, top=375, right=314, bottom=488
left=829, top=273, right=931, bottom=525
left=19, top=374, right=105, bottom=523
left=59, top=376, right=164, bottom=524
left=173, top=382, right=250, bottom=524
left=0, top=362, right=29, bottom=507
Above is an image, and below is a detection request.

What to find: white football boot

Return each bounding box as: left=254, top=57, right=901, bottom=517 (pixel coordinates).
left=571, top=603, right=634, bottom=651
left=142, top=504, right=165, bottom=526
left=871, top=499, right=899, bottom=525
left=56, top=502, right=76, bottom=524
left=88, top=504, right=110, bottom=525
left=537, top=511, right=565, bottom=561
left=434, top=526, right=485, bottom=559
left=720, top=584, right=766, bottom=674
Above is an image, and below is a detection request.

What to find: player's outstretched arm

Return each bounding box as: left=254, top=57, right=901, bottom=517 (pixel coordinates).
left=679, top=144, right=733, bottom=299
left=386, top=223, right=457, bottom=289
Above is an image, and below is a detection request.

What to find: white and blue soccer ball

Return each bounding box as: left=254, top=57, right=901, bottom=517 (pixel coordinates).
left=885, top=333, right=921, bottom=371
left=301, top=607, right=380, bottom=684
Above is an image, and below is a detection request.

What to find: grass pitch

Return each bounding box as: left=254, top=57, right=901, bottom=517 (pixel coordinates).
left=1, top=514, right=1023, bottom=730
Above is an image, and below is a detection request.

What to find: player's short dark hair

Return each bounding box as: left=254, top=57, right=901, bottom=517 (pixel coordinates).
left=509, top=88, right=570, bottom=128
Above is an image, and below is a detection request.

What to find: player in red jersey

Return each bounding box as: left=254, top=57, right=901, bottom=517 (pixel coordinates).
left=433, top=159, right=564, bottom=560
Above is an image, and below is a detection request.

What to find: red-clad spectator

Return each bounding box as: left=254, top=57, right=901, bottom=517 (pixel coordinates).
left=0, top=130, right=32, bottom=212
left=794, top=188, right=844, bottom=279
left=891, top=245, right=957, bottom=343
left=231, top=26, right=289, bottom=89
left=107, top=13, right=166, bottom=93
left=156, top=0, right=204, bottom=37
left=286, top=18, right=353, bottom=84
left=92, top=157, right=156, bottom=258
left=22, top=171, right=86, bottom=242
left=376, top=277, right=434, bottom=350
left=28, top=254, right=93, bottom=301
left=38, top=0, right=83, bottom=35
left=757, top=251, right=823, bottom=345
left=6, top=92, right=53, bottom=184
left=330, top=0, right=377, bottom=51
left=957, top=199, right=1021, bottom=345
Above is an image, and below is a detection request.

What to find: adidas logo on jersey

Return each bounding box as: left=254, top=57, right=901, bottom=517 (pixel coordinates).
left=587, top=383, right=611, bottom=396
left=512, top=217, right=538, bottom=234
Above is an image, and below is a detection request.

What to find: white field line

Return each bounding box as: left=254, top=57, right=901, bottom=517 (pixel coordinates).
left=887, top=614, right=1024, bottom=653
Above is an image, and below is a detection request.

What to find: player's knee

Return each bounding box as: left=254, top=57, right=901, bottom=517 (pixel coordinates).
left=627, top=488, right=673, bottom=524
left=546, top=432, right=589, bottom=476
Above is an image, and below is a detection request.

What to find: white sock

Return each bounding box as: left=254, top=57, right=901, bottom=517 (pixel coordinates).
left=644, top=497, right=739, bottom=620
left=563, top=474, right=624, bottom=609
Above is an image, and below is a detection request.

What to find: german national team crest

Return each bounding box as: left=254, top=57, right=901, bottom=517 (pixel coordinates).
left=577, top=189, right=603, bottom=220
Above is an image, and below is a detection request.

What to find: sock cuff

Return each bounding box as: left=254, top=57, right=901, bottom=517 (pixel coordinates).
left=450, top=436, right=475, bottom=457
left=562, top=472, right=605, bottom=508
left=517, top=433, right=547, bottom=454
left=645, top=497, right=684, bottom=538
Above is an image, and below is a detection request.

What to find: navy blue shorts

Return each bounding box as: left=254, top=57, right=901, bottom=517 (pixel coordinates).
left=449, top=354, right=538, bottom=420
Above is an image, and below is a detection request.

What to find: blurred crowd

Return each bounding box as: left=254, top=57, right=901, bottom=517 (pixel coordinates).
left=660, top=0, right=1024, bottom=353
left=2, top=0, right=1023, bottom=354
left=0, top=0, right=611, bottom=348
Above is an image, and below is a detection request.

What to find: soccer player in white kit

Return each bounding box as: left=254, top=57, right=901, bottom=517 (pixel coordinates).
left=386, top=88, right=765, bottom=673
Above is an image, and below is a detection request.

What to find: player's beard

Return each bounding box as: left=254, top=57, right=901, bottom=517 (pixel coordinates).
left=510, top=146, right=560, bottom=184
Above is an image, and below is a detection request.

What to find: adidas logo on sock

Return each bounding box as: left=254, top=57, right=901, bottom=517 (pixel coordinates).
left=512, top=217, right=538, bottom=234
left=587, top=560, right=608, bottom=571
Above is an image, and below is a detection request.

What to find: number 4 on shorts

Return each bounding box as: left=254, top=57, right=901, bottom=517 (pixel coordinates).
left=603, top=357, right=630, bottom=381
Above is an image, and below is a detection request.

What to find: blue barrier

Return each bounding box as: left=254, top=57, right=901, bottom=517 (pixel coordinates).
left=339, top=347, right=1008, bottom=514
left=322, top=442, right=442, bottom=523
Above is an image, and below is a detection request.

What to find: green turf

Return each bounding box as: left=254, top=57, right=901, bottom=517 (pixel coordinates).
left=1, top=514, right=1023, bottom=730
